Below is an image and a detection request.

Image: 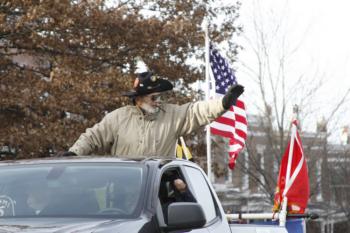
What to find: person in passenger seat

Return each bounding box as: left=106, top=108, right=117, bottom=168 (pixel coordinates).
left=159, top=177, right=196, bottom=223
left=26, top=189, right=50, bottom=215
left=171, top=178, right=196, bottom=203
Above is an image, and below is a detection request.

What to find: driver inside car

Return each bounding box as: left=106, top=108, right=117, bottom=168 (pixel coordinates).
left=159, top=175, right=196, bottom=223
left=26, top=189, right=50, bottom=215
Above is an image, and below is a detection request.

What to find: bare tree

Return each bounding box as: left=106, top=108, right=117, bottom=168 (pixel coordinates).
left=0, top=0, right=241, bottom=158
left=230, top=0, right=350, bottom=227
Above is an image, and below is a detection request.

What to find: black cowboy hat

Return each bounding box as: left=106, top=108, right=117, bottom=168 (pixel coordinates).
left=122, top=72, right=173, bottom=97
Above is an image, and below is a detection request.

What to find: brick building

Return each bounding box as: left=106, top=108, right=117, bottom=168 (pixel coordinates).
left=211, top=114, right=350, bottom=233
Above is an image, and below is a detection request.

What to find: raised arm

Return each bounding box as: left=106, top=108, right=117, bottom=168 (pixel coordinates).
left=177, top=84, right=244, bottom=136
left=177, top=98, right=225, bottom=136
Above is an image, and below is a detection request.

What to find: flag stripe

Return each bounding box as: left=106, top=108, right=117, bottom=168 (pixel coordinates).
left=233, top=134, right=245, bottom=145
left=235, top=130, right=247, bottom=143
left=221, top=111, right=236, bottom=119
left=235, top=114, right=248, bottom=125
left=233, top=105, right=246, bottom=116
left=229, top=143, right=244, bottom=152
left=210, top=121, right=235, bottom=133
left=283, top=131, right=305, bottom=196
left=234, top=99, right=245, bottom=109
left=214, top=117, right=236, bottom=128
left=210, top=127, right=233, bottom=138
left=235, top=122, right=248, bottom=134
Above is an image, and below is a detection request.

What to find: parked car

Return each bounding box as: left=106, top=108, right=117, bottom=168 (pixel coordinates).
left=0, top=156, right=287, bottom=232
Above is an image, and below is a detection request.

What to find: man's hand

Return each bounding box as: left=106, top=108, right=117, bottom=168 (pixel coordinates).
left=173, top=179, right=187, bottom=193
left=222, top=84, right=245, bottom=110
left=55, top=151, right=77, bottom=157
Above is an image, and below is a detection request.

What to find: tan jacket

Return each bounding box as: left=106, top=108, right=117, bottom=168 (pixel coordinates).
left=69, top=98, right=225, bottom=158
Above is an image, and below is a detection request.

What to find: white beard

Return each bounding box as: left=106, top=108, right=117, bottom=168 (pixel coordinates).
left=140, top=102, right=160, bottom=114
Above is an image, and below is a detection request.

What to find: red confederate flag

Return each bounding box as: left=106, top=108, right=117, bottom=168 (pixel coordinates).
left=273, top=121, right=310, bottom=214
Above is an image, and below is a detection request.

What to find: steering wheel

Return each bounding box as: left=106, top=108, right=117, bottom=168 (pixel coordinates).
left=98, top=208, right=127, bottom=215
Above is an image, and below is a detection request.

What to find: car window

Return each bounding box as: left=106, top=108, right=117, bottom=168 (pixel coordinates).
left=158, top=168, right=196, bottom=223
left=0, top=163, right=145, bottom=218
left=183, top=166, right=218, bottom=223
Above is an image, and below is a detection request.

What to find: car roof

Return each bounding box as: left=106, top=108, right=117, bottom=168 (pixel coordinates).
left=0, top=156, right=197, bottom=168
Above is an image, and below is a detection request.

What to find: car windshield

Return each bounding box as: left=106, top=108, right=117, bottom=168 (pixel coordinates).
left=0, top=162, right=145, bottom=218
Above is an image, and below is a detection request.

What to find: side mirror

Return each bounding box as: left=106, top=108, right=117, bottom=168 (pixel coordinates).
left=163, top=202, right=206, bottom=232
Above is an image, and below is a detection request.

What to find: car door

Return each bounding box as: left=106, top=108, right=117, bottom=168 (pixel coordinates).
left=157, top=166, right=209, bottom=233
left=182, top=165, right=231, bottom=233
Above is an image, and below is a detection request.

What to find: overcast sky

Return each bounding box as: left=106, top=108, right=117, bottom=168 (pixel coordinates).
left=235, top=0, right=350, bottom=142
left=128, top=0, right=350, bottom=142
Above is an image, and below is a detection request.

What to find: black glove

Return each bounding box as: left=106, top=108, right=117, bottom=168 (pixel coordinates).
left=222, top=84, right=244, bottom=110
left=56, top=151, right=77, bottom=157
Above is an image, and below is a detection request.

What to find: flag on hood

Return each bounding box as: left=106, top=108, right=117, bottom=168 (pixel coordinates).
left=273, top=121, right=310, bottom=214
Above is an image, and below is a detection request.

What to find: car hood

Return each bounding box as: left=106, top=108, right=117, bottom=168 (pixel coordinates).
left=0, top=217, right=147, bottom=233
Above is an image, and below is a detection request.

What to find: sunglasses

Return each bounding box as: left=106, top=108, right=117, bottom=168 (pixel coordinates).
left=149, top=94, right=162, bottom=102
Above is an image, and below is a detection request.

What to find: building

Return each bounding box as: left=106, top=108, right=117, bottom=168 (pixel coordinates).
left=211, top=114, right=350, bottom=233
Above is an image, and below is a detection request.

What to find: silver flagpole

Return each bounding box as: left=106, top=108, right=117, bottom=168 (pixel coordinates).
left=204, top=19, right=212, bottom=182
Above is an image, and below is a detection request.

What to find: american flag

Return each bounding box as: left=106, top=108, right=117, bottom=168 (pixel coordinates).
left=209, top=43, right=248, bottom=169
